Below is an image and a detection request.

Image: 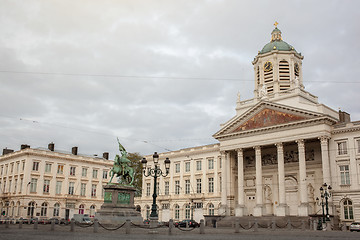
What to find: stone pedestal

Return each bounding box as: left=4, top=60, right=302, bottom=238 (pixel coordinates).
left=275, top=203, right=289, bottom=216
left=95, top=184, right=142, bottom=225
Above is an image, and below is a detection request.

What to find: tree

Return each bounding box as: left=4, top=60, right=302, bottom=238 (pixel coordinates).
left=127, top=152, right=143, bottom=197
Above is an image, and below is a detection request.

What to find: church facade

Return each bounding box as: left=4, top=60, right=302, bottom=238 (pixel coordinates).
left=136, top=25, right=360, bottom=225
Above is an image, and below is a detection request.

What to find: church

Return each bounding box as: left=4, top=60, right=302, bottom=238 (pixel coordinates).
left=136, top=23, right=360, bottom=225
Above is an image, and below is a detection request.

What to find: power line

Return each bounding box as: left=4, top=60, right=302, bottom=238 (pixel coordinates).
left=0, top=70, right=359, bottom=83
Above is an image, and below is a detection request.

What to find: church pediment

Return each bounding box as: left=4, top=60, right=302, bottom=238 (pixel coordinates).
left=232, top=108, right=306, bottom=133
left=214, top=101, right=324, bottom=138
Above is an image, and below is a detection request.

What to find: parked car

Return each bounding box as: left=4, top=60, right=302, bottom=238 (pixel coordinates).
left=39, top=218, right=50, bottom=224
left=177, top=219, right=199, bottom=228
left=350, top=222, right=360, bottom=232
left=48, top=218, right=60, bottom=224
left=143, top=219, right=150, bottom=224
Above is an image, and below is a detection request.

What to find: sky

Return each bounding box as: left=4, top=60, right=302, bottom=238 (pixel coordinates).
left=1, top=0, right=359, bottom=159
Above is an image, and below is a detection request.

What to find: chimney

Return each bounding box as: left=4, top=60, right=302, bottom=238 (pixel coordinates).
left=103, top=152, right=109, bottom=160
left=20, top=144, right=30, bottom=150
left=48, top=142, right=55, bottom=151
left=72, top=146, right=78, bottom=155
left=2, top=148, right=14, bottom=155
left=339, top=110, right=351, bottom=123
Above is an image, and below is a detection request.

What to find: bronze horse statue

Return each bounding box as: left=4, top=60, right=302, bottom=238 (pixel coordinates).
left=109, top=139, right=135, bottom=185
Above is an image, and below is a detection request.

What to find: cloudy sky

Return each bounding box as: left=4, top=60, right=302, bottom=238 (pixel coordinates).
left=1, top=0, right=359, bottom=159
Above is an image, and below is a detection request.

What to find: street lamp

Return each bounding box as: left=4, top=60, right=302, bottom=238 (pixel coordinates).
left=141, top=152, right=170, bottom=220
left=316, top=183, right=332, bottom=223
left=189, top=200, right=194, bottom=220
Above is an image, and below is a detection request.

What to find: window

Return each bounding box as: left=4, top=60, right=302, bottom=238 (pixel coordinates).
left=14, top=179, right=17, bottom=193
left=53, top=203, right=60, bottom=217
left=146, top=206, right=150, bottom=219
left=208, top=159, right=214, bottom=170
left=219, top=176, right=222, bottom=192
left=357, top=139, right=360, bottom=154
left=195, top=202, right=203, bottom=208
left=8, top=180, right=12, bottom=193
left=146, top=183, right=151, bottom=196
left=162, top=203, right=170, bottom=209
left=185, top=205, right=190, bottom=219
left=22, top=161, right=25, bottom=171
left=196, top=160, right=202, bottom=171
left=80, top=183, right=86, bottom=196
left=10, top=163, right=13, bottom=173
left=32, top=162, right=39, bottom=171
left=27, top=202, right=35, bottom=217
left=79, top=204, right=85, bottom=214
left=55, top=181, right=62, bottom=194
left=344, top=199, right=354, bottom=220
left=340, top=165, right=350, bottom=185
left=164, top=181, right=169, bottom=195
left=174, top=205, right=180, bottom=219
left=45, top=163, right=52, bottom=173
left=337, top=141, right=348, bottom=155
left=92, top=169, right=98, bottom=178
left=175, top=181, right=180, bottom=194
left=41, top=203, right=48, bottom=217
left=196, top=179, right=202, bottom=193
left=102, top=170, right=108, bottom=179
left=91, top=184, right=97, bottom=197
left=208, top=177, right=214, bottom=193
left=68, top=182, right=75, bottom=195
left=185, top=180, right=190, bottom=194
left=175, top=163, right=180, bottom=173
left=43, top=180, right=50, bottom=193
left=57, top=165, right=64, bottom=174
left=185, top=162, right=190, bottom=172
left=30, top=178, right=37, bottom=193
left=90, top=205, right=96, bottom=217
left=82, top=168, right=87, bottom=177
left=70, top=166, right=76, bottom=176
left=16, top=162, right=19, bottom=173
left=209, top=203, right=214, bottom=215
left=3, top=180, right=6, bottom=193
left=20, top=178, right=23, bottom=193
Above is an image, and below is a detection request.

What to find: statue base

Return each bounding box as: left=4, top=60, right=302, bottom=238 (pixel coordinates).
left=95, top=184, right=142, bottom=225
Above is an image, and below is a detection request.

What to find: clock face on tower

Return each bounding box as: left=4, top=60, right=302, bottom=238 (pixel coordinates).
left=264, top=61, right=273, bottom=72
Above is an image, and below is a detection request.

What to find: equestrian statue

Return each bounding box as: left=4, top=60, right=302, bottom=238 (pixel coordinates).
left=109, top=138, right=135, bottom=186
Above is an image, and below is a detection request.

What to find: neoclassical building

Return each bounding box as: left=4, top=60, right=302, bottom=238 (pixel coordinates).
left=0, top=143, right=114, bottom=221
left=136, top=24, right=360, bottom=225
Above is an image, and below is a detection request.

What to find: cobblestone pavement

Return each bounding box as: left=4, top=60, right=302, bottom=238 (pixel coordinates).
left=1, top=224, right=360, bottom=240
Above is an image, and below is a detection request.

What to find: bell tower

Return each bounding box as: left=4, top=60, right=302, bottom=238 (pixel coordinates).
left=252, top=22, right=304, bottom=99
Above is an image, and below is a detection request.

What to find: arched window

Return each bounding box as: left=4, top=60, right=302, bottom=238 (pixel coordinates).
left=16, top=201, right=21, bottom=217
left=41, top=202, right=48, bottom=217
left=208, top=203, right=214, bottom=216
left=27, top=202, right=36, bottom=217
left=79, top=204, right=85, bottom=214
left=185, top=204, right=190, bottom=219
left=174, top=205, right=180, bottom=220
left=343, top=199, right=354, bottom=220
left=10, top=201, right=14, bottom=217
left=53, top=203, right=60, bottom=217
left=146, top=205, right=150, bottom=219
left=90, top=205, right=96, bottom=217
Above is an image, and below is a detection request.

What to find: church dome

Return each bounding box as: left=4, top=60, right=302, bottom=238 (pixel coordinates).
left=260, top=25, right=297, bottom=54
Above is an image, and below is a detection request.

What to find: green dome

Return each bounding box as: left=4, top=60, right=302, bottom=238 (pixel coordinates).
left=259, top=26, right=298, bottom=54
left=260, top=40, right=296, bottom=54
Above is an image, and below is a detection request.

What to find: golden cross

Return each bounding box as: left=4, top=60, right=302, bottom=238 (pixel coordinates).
left=274, top=21, right=279, bottom=28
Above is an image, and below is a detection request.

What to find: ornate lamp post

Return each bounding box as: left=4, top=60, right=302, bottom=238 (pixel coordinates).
left=141, top=152, right=170, bottom=220
left=316, top=183, right=332, bottom=223
left=316, top=194, right=325, bottom=223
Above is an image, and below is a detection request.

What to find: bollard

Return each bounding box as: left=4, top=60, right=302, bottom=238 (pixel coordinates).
left=5, top=218, right=9, bottom=228
left=313, top=220, right=317, bottom=231
left=341, top=223, right=347, bottom=231
left=200, top=219, right=205, bottom=234
left=287, top=219, right=291, bottom=230
left=34, top=218, right=38, bottom=229
left=93, top=219, right=99, bottom=233
left=234, top=219, right=239, bottom=233
left=19, top=219, right=23, bottom=229
left=272, top=220, right=276, bottom=231
left=51, top=219, right=55, bottom=231
left=70, top=218, right=75, bottom=232
left=253, top=220, right=258, bottom=232
left=186, top=220, right=189, bottom=228
left=125, top=219, right=131, bottom=234
left=168, top=219, right=174, bottom=235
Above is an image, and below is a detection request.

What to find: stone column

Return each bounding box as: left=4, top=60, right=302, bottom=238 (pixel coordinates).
left=226, top=151, right=231, bottom=215
left=219, top=151, right=228, bottom=215
left=276, top=143, right=288, bottom=216
left=235, top=148, right=245, bottom=216
left=253, top=146, right=263, bottom=216
left=297, top=139, right=309, bottom=216
left=319, top=136, right=331, bottom=186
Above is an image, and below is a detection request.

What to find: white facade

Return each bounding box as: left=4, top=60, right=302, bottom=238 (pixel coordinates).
left=136, top=25, right=360, bottom=225
left=0, top=144, right=114, bottom=221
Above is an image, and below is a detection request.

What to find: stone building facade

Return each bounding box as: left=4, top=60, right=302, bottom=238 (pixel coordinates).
left=0, top=143, right=114, bottom=221
left=136, top=25, right=360, bottom=225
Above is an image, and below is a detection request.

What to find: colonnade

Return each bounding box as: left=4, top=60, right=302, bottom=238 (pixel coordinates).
left=220, top=137, right=331, bottom=217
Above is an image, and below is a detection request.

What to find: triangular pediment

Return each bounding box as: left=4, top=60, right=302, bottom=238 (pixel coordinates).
left=213, top=101, right=324, bottom=138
